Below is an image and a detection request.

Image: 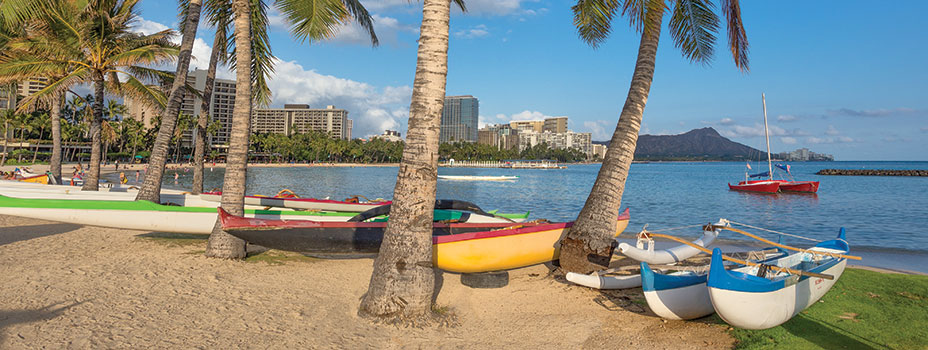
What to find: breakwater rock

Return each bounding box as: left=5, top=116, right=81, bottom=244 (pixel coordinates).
left=816, top=169, right=928, bottom=176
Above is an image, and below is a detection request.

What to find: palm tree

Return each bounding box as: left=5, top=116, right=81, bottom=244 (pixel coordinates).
left=135, top=0, right=204, bottom=202
left=30, top=111, right=49, bottom=164
left=359, top=0, right=465, bottom=320
left=558, top=0, right=750, bottom=273
left=202, top=0, right=379, bottom=258
left=0, top=0, right=178, bottom=190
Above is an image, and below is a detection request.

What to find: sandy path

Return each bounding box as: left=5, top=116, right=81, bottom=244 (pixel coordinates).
left=0, top=215, right=733, bottom=349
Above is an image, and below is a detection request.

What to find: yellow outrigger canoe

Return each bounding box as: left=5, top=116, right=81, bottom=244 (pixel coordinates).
left=16, top=173, right=50, bottom=184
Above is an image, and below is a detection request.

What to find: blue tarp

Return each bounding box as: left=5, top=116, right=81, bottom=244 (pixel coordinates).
left=748, top=171, right=770, bottom=178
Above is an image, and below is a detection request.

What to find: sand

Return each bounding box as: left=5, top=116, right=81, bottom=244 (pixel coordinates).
left=0, top=214, right=733, bottom=349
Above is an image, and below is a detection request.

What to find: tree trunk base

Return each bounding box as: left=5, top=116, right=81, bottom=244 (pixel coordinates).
left=558, top=237, right=616, bottom=274
left=205, top=224, right=246, bottom=259
left=460, top=271, right=509, bottom=289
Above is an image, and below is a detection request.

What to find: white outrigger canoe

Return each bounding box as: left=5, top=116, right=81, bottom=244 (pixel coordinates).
left=707, top=229, right=850, bottom=330
left=0, top=195, right=528, bottom=233
left=437, top=175, right=518, bottom=181
left=617, top=220, right=726, bottom=264
left=197, top=192, right=390, bottom=212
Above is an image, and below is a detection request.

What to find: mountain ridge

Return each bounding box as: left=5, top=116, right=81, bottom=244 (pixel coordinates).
left=593, top=127, right=766, bottom=161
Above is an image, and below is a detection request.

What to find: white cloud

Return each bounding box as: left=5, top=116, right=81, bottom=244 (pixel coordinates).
left=825, top=125, right=840, bottom=136
left=132, top=17, right=171, bottom=36
left=267, top=60, right=412, bottom=138
left=583, top=120, right=612, bottom=141
left=781, top=137, right=797, bottom=145
left=701, top=117, right=735, bottom=126
left=329, top=15, right=415, bottom=46
left=719, top=123, right=806, bottom=138
left=807, top=136, right=854, bottom=144
left=777, top=114, right=797, bottom=122
left=455, top=24, right=489, bottom=39
left=827, top=107, right=920, bottom=118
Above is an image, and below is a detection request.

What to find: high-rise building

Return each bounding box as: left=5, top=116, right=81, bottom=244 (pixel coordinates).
left=509, top=120, right=543, bottom=133
left=124, top=94, right=160, bottom=129
left=252, top=104, right=351, bottom=139
left=440, top=95, right=478, bottom=143
left=17, top=78, right=48, bottom=98
left=0, top=78, right=49, bottom=110
left=346, top=119, right=353, bottom=140
left=518, top=130, right=592, bottom=156
left=543, top=117, right=567, bottom=133
left=478, top=124, right=519, bottom=150
left=373, top=130, right=402, bottom=142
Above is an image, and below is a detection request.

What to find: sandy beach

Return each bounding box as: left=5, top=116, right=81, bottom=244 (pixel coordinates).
left=0, top=214, right=734, bottom=349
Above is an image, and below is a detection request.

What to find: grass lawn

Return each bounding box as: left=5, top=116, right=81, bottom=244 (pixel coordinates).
left=722, top=268, right=928, bottom=350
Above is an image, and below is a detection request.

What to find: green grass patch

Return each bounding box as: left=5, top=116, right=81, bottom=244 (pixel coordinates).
left=244, top=250, right=317, bottom=265
left=136, top=232, right=209, bottom=247
left=721, top=268, right=928, bottom=350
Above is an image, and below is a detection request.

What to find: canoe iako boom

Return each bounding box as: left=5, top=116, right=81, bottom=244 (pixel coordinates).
left=219, top=207, right=630, bottom=273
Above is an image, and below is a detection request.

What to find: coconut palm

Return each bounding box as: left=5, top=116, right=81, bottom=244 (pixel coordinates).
left=359, top=0, right=465, bottom=320
left=0, top=0, right=178, bottom=190
left=558, top=0, right=750, bottom=273
left=201, top=0, right=379, bottom=258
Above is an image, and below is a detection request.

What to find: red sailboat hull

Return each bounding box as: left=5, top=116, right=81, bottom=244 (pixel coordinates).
left=728, top=181, right=781, bottom=193
left=778, top=181, right=819, bottom=193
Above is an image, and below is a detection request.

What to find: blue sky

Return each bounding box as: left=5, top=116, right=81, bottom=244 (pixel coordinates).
left=135, top=0, right=928, bottom=160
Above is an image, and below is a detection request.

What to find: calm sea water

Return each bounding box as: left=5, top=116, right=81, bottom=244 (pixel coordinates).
left=142, top=161, right=928, bottom=272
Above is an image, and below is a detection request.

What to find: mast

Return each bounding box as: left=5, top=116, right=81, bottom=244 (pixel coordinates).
left=762, top=93, right=773, bottom=181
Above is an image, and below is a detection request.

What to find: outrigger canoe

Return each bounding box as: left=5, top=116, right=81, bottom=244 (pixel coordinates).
left=0, top=195, right=528, bottom=233
left=199, top=192, right=391, bottom=212
left=15, top=173, right=50, bottom=185
left=733, top=180, right=820, bottom=193
left=707, top=229, right=850, bottom=329
left=219, top=208, right=630, bottom=273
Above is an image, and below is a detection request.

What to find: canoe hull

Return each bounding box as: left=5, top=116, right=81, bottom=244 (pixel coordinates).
left=17, top=174, right=49, bottom=184
left=564, top=272, right=641, bottom=290
left=708, top=259, right=846, bottom=329
left=644, top=283, right=711, bottom=320
left=220, top=208, right=630, bottom=273
left=200, top=193, right=389, bottom=212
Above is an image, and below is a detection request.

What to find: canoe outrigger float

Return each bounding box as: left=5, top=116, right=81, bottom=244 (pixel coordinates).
left=0, top=195, right=530, bottom=233
left=219, top=208, right=630, bottom=273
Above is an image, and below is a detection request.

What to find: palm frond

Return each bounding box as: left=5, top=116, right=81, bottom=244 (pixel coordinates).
left=276, top=0, right=349, bottom=43
left=452, top=0, right=466, bottom=12
left=119, top=73, right=168, bottom=109
left=721, top=0, right=749, bottom=71
left=15, top=66, right=89, bottom=112
left=572, top=0, right=620, bottom=48
left=669, top=0, right=718, bottom=65
left=341, top=0, right=378, bottom=46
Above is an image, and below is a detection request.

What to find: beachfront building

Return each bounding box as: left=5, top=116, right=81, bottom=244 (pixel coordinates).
left=543, top=117, right=567, bottom=133
left=124, top=94, right=159, bottom=129
left=509, top=120, right=543, bottom=133
left=373, top=130, right=402, bottom=142
left=591, top=144, right=608, bottom=160
left=252, top=104, right=352, bottom=140
left=0, top=78, right=49, bottom=110
left=775, top=148, right=835, bottom=161
left=518, top=130, right=593, bottom=156
left=478, top=124, right=519, bottom=150
left=440, top=95, right=478, bottom=143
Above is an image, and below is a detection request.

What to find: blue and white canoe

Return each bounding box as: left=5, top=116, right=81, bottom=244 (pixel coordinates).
left=707, top=228, right=849, bottom=330
left=640, top=250, right=787, bottom=320
left=618, top=219, right=726, bottom=264
left=640, top=262, right=714, bottom=320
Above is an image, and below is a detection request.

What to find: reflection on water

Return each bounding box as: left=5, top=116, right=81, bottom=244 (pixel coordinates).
left=128, top=161, right=928, bottom=255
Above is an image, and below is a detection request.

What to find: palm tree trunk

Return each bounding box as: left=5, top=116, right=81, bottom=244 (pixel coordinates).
left=136, top=0, right=203, bottom=202
left=82, top=72, right=105, bottom=191
left=1, top=121, right=8, bottom=167
left=50, top=93, right=64, bottom=182
left=205, top=0, right=250, bottom=259
left=359, top=0, right=450, bottom=320
left=31, top=127, right=42, bottom=164
left=192, top=32, right=223, bottom=194
left=558, top=8, right=664, bottom=274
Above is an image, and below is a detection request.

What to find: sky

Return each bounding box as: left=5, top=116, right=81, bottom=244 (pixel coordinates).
left=133, top=0, right=928, bottom=161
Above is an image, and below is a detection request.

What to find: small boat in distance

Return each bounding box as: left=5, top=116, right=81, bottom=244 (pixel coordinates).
left=438, top=175, right=518, bottom=181
left=728, top=94, right=781, bottom=194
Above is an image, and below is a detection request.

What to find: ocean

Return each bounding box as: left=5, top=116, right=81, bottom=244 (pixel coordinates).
left=147, top=161, right=928, bottom=273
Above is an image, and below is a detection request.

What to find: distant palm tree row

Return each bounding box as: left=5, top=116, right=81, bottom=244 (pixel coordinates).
left=0, top=0, right=754, bottom=322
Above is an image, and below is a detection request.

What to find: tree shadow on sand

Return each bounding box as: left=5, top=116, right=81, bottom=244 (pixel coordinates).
left=0, top=223, right=82, bottom=246
left=0, top=300, right=87, bottom=344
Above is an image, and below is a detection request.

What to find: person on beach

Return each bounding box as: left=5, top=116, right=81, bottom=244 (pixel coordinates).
left=115, top=160, right=119, bottom=171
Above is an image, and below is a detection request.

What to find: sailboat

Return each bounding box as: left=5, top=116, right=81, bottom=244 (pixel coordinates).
left=728, top=94, right=781, bottom=194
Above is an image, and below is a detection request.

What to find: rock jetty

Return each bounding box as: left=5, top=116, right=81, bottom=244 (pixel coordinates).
left=816, top=169, right=928, bottom=176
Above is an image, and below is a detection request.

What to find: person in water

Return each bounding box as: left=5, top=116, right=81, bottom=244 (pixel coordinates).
left=119, top=172, right=128, bottom=184
left=135, top=170, right=140, bottom=183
